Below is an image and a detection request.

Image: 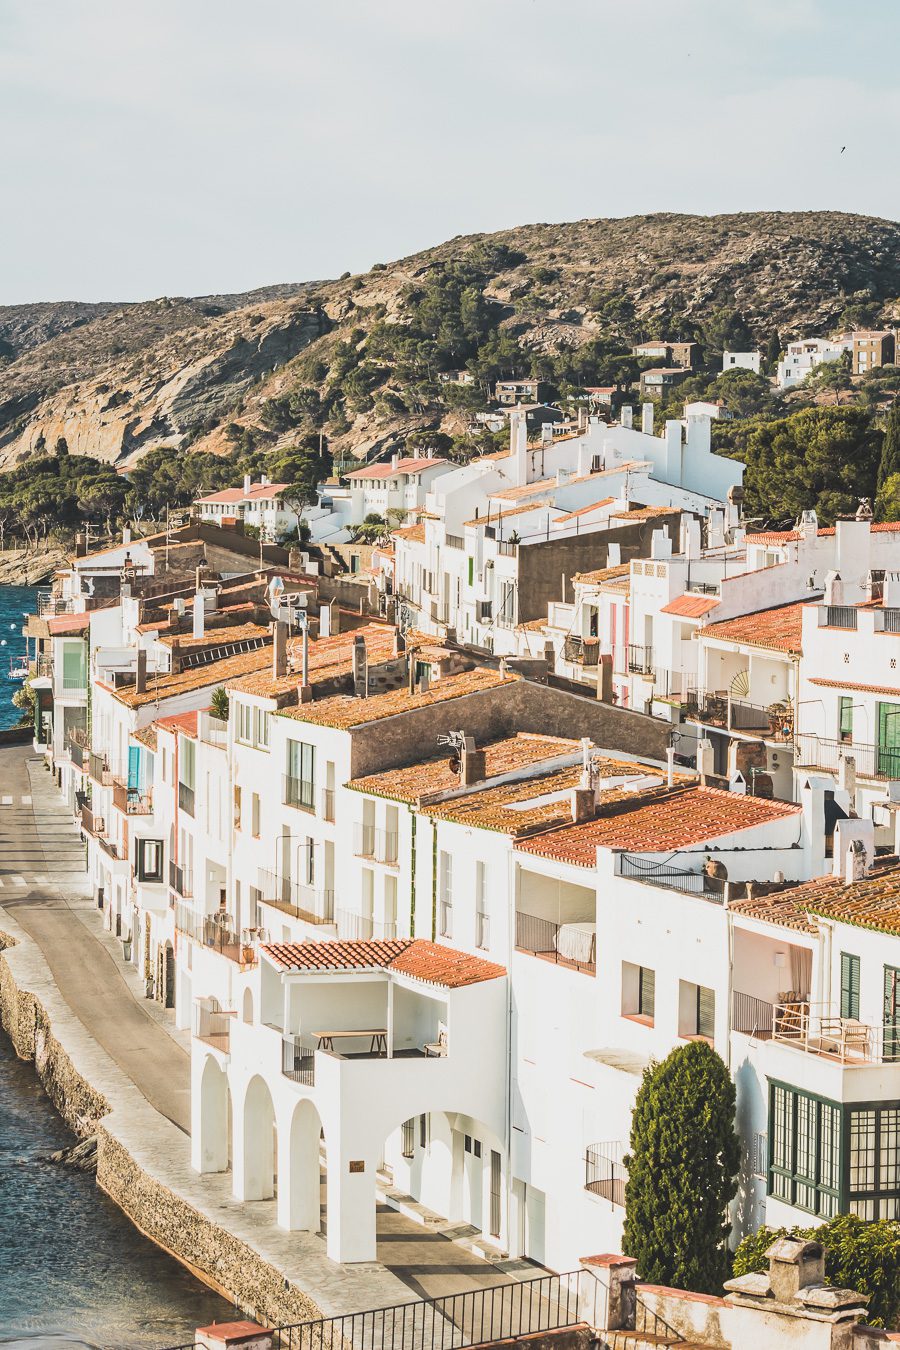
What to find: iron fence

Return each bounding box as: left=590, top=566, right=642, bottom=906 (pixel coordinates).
left=159, top=1269, right=599, bottom=1350
left=515, top=910, right=596, bottom=974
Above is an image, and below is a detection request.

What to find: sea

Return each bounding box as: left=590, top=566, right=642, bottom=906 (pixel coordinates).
left=0, top=587, right=235, bottom=1348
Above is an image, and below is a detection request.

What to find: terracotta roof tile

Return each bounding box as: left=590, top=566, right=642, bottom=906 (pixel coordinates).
left=345, top=456, right=445, bottom=481
left=808, top=677, right=900, bottom=695
left=279, top=667, right=517, bottom=731
left=753, top=859, right=900, bottom=937
left=728, top=890, right=817, bottom=934
left=463, top=502, right=549, bottom=528
left=109, top=645, right=271, bottom=708
left=661, top=594, right=721, bottom=618
left=156, top=710, right=201, bottom=739
left=261, top=938, right=505, bottom=988
left=699, top=601, right=806, bottom=655
left=227, top=624, right=397, bottom=699
left=348, top=733, right=581, bottom=804
left=132, top=724, right=158, bottom=753
left=490, top=477, right=557, bottom=502
left=515, top=785, right=801, bottom=867
left=391, top=523, right=426, bottom=543
left=554, top=498, right=615, bottom=523
left=157, top=622, right=270, bottom=651
left=574, top=562, right=631, bottom=587
left=610, top=507, right=680, bottom=522
left=46, top=612, right=91, bottom=635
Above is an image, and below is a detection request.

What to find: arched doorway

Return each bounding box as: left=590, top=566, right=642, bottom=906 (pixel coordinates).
left=240, top=1075, right=276, bottom=1201
left=198, top=1056, right=230, bottom=1173
left=278, top=1098, right=324, bottom=1232
left=242, top=987, right=254, bottom=1024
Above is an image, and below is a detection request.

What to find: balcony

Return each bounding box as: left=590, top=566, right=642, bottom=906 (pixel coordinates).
left=37, top=594, right=74, bottom=617
left=194, top=997, right=235, bottom=1053
left=515, top=910, right=596, bottom=975
left=98, top=833, right=127, bottom=862
left=68, top=729, right=90, bottom=771
left=823, top=605, right=858, bottom=630
left=618, top=855, right=725, bottom=901
left=337, top=909, right=374, bottom=940
left=321, top=788, right=335, bottom=822
left=112, top=781, right=153, bottom=815
left=772, top=1002, right=900, bottom=1064
left=283, top=774, right=315, bottom=812
left=681, top=691, right=794, bottom=743
left=564, top=635, right=600, bottom=668
left=89, top=752, right=113, bottom=786
left=353, top=824, right=399, bottom=865
left=80, top=804, right=105, bottom=837
left=258, top=870, right=335, bottom=925
left=496, top=539, right=517, bottom=558
left=732, top=989, right=775, bottom=1038
left=34, top=653, right=53, bottom=678
left=178, top=781, right=195, bottom=817
left=168, top=860, right=193, bottom=899
left=585, top=1142, right=627, bottom=1207
left=444, top=533, right=464, bottom=550
left=795, top=733, right=900, bottom=781
left=282, top=1035, right=316, bottom=1085
left=627, top=644, right=653, bottom=676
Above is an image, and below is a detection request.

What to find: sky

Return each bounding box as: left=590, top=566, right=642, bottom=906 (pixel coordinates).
left=1, top=0, right=899, bottom=304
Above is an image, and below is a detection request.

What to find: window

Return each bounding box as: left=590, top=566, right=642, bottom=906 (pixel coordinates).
left=839, top=696, right=854, bottom=743
left=233, top=784, right=242, bottom=830
left=135, top=838, right=163, bottom=883
left=841, top=952, right=860, bottom=1020
left=475, top=861, right=489, bottom=949
left=285, top=740, right=315, bottom=810
left=679, top=980, right=714, bottom=1041
left=622, top=962, right=656, bottom=1023
left=848, top=1106, right=900, bottom=1219
left=751, top=1131, right=768, bottom=1180
left=401, top=1119, right=415, bottom=1159
left=467, top=557, right=474, bottom=587
left=419, top=1114, right=428, bottom=1149
left=769, top=1083, right=841, bottom=1218
left=236, top=701, right=253, bottom=744
left=439, top=850, right=453, bottom=937
left=178, top=738, right=196, bottom=816
left=251, top=792, right=261, bottom=838
left=254, top=707, right=271, bottom=749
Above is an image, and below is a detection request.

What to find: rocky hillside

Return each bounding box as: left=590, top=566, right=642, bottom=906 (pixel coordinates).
left=2, top=210, right=899, bottom=470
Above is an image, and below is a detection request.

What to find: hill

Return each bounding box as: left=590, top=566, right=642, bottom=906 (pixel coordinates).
left=1, top=210, right=899, bottom=472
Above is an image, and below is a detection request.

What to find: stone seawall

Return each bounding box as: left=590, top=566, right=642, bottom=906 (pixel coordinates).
left=0, top=922, right=332, bottom=1328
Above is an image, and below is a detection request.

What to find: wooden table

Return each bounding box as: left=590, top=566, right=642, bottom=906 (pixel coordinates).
left=314, top=1029, right=388, bottom=1055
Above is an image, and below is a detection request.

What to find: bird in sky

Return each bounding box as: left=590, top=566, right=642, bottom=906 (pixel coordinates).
left=841, top=146, right=846, bottom=153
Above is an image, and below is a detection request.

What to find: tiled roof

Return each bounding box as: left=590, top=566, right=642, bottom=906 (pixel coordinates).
left=109, top=645, right=271, bottom=708
left=611, top=506, right=679, bottom=522
left=554, top=498, right=615, bottom=523
left=515, top=785, right=801, bottom=867
left=157, top=622, right=270, bottom=651
left=756, top=859, right=900, bottom=937
left=132, top=724, right=158, bottom=753
left=345, top=456, right=445, bottom=481
left=348, top=733, right=581, bottom=804
left=728, top=890, right=817, bottom=934
left=490, top=477, right=557, bottom=502
left=198, top=482, right=289, bottom=504
left=391, top=523, right=426, bottom=543
left=261, top=938, right=506, bottom=988
left=808, top=677, right=900, bottom=696
left=227, top=623, right=397, bottom=699
left=574, top=562, right=631, bottom=587
left=156, top=710, right=200, bottom=739
left=698, top=601, right=806, bottom=655
left=661, top=594, right=720, bottom=618
left=463, top=502, right=549, bottom=528
left=279, top=667, right=516, bottom=731
left=46, top=612, right=91, bottom=635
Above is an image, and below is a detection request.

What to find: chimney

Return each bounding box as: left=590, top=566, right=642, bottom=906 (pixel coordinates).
left=570, top=785, right=595, bottom=823
left=170, top=637, right=182, bottom=674
left=697, top=737, right=715, bottom=784
left=319, top=603, right=332, bottom=639
left=884, top=570, right=900, bottom=608
left=766, top=1238, right=826, bottom=1306
left=798, top=509, right=818, bottom=540
left=272, top=620, right=288, bottom=679
left=192, top=592, right=205, bottom=640
left=838, top=752, right=856, bottom=798
left=823, top=570, right=843, bottom=605
left=641, top=402, right=654, bottom=435
left=595, top=652, right=614, bottom=703
left=243, top=473, right=251, bottom=495
left=122, top=526, right=132, bottom=545
left=391, top=452, right=399, bottom=471
left=136, top=647, right=147, bottom=695
left=352, top=634, right=368, bottom=697
left=666, top=745, right=676, bottom=788
left=620, top=405, right=633, bottom=430
left=510, top=410, right=528, bottom=484
left=541, top=422, right=554, bottom=446
left=75, top=532, right=88, bottom=557
left=845, top=839, right=867, bottom=884
left=460, top=735, right=486, bottom=786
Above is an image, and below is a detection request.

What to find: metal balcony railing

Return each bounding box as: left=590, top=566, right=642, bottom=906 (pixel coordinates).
left=681, top=691, right=794, bottom=742
left=193, top=997, right=235, bottom=1053
left=823, top=605, right=858, bottom=629
left=257, top=870, right=335, bottom=924
left=627, top=644, right=653, bottom=675
left=282, top=1036, right=316, bottom=1085
left=112, top=781, right=153, bottom=815
left=283, top=774, right=315, bottom=811
left=353, top=824, right=399, bottom=864
left=772, top=1002, right=900, bottom=1064
left=563, top=635, right=600, bottom=667
left=337, top=909, right=374, bottom=940
left=37, top=594, right=74, bottom=617
left=732, top=989, right=775, bottom=1038
left=34, top=654, right=53, bottom=678
left=168, top=860, right=193, bottom=899
left=88, top=751, right=113, bottom=785
left=98, top=833, right=127, bottom=862
left=585, top=1142, right=627, bottom=1206
left=80, top=804, right=105, bottom=837
left=795, top=733, right=900, bottom=781
left=515, top=910, right=596, bottom=975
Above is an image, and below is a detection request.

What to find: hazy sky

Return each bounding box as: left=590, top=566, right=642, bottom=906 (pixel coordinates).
left=1, top=0, right=898, bottom=304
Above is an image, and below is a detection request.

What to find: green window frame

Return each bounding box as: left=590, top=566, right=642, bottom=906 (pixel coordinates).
left=841, top=952, right=860, bottom=1020
left=838, top=696, right=854, bottom=743
left=467, top=557, right=474, bottom=587
left=878, top=701, right=900, bottom=778
left=768, top=1082, right=841, bottom=1218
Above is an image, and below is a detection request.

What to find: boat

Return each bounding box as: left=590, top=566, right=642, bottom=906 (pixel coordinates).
left=7, top=655, right=29, bottom=682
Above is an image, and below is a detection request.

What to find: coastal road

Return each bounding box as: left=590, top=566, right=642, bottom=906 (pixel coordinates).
left=0, top=744, right=192, bottom=1132
left=0, top=745, right=534, bottom=1299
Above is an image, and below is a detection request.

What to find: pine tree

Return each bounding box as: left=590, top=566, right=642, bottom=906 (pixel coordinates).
left=877, top=405, right=900, bottom=492
left=765, top=330, right=781, bottom=373
left=622, top=1041, right=740, bottom=1294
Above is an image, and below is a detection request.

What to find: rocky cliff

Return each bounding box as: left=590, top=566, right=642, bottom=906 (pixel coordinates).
left=2, top=210, right=898, bottom=470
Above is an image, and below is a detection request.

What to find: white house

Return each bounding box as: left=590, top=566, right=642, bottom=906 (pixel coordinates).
left=722, top=351, right=762, bottom=375
left=776, top=336, right=852, bottom=390
left=195, top=476, right=296, bottom=539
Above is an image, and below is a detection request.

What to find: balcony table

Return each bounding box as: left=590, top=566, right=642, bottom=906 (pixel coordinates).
left=315, top=1028, right=388, bottom=1056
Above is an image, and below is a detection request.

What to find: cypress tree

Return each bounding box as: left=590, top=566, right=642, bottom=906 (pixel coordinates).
left=622, top=1041, right=740, bottom=1294
left=878, top=405, right=900, bottom=492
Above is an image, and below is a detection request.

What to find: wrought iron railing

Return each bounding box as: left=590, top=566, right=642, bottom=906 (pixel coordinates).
left=193, top=997, right=235, bottom=1052
left=258, top=870, right=335, bottom=925
left=282, top=1036, right=316, bottom=1085
left=627, top=644, right=653, bottom=675
left=515, top=911, right=596, bottom=974
left=823, top=605, right=857, bottom=629
left=585, top=1142, right=627, bottom=1207
left=618, top=855, right=720, bottom=899
left=731, top=990, right=775, bottom=1037
left=80, top=804, right=105, bottom=837
left=284, top=773, right=315, bottom=811
left=772, top=1001, right=900, bottom=1064
left=794, top=733, right=900, bottom=781
left=112, top=781, right=153, bottom=815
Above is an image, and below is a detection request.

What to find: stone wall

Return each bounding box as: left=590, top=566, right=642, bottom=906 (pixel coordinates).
left=97, top=1130, right=322, bottom=1327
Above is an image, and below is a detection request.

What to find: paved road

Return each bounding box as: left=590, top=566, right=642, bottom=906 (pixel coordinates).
left=0, top=746, right=531, bottom=1299
left=0, top=746, right=191, bottom=1131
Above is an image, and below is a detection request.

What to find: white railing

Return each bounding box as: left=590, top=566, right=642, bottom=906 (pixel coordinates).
left=772, top=1001, right=900, bottom=1064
